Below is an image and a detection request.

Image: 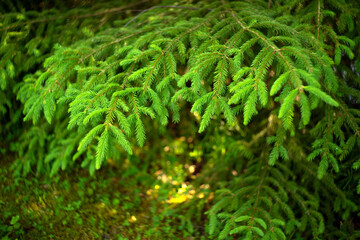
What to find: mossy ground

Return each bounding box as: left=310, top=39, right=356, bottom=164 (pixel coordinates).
left=0, top=142, right=210, bottom=240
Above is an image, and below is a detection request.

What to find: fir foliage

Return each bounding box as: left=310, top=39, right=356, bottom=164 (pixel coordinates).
left=1, top=0, right=360, bottom=239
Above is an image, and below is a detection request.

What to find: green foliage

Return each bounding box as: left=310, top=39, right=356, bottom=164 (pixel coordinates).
left=1, top=0, right=360, bottom=239
left=207, top=158, right=328, bottom=239
left=1, top=157, right=191, bottom=239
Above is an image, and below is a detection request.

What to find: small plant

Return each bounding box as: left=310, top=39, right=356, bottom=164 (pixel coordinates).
left=0, top=215, right=23, bottom=240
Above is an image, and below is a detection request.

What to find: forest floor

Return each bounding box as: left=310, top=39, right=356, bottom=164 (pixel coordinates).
left=0, top=152, right=209, bottom=240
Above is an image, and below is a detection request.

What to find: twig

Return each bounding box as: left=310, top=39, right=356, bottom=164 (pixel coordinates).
left=123, top=5, right=212, bottom=27
left=0, top=0, right=149, bottom=32
left=317, top=0, right=321, bottom=40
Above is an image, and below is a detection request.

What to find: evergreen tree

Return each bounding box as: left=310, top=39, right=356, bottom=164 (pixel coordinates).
left=1, top=0, right=359, bottom=238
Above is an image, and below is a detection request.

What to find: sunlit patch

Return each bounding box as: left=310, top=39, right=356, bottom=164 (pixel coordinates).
left=109, top=209, right=117, bottom=215
left=161, top=174, right=170, bottom=183
left=166, top=194, right=187, bottom=204
left=188, top=165, right=195, bottom=174
left=178, top=187, right=186, bottom=194
left=96, top=202, right=106, bottom=208
left=166, top=183, right=198, bottom=204
left=171, top=180, right=179, bottom=185
left=179, top=136, right=186, bottom=142
left=199, top=184, right=210, bottom=189
left=189, top=150, right=203, bottom=158
left=197, top=193, right=205, bottom=199
left=193, top=111, right=201, bottom=121
left=167, top=137, right=188, bottom=155
left=155, top=170, right=162, bottom=176
left=146, top=189, right=152, bottom=195
left=129, top=215, right=137, bottom=223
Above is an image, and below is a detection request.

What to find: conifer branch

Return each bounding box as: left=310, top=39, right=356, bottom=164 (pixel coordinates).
left=317, top=0, right=321, bottom=40
left=3, top=1, right=359, bottom=238
left=0, top=0, right=150, bottom=32
left=124, top=5, right=213, bottom=27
